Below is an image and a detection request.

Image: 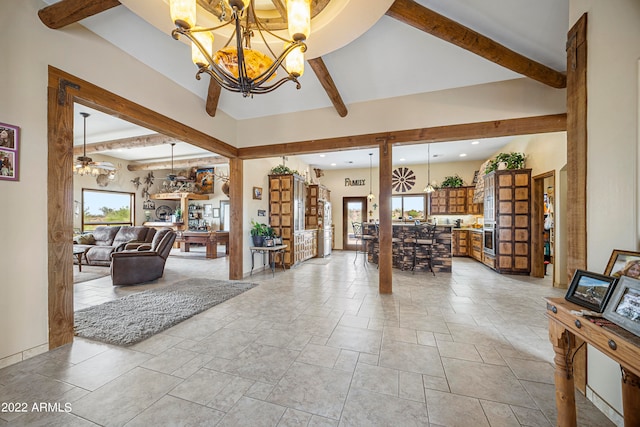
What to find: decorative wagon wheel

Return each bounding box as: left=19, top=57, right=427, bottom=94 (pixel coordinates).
left=392, top=167, right=416, bottom=192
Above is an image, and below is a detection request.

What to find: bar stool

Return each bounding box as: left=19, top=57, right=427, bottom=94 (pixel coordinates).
left=361, top=223, right=379, bottom=266
left=413, top=224, right=436, bottom=275
left=352, top=222, right=364, bottom=264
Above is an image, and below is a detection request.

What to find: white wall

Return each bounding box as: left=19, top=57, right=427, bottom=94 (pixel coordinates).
left=569, top=0, right=640, bottom=420
left=237, top=78, right=567, bottom=147
left=0, top=0, right=238, bottom=364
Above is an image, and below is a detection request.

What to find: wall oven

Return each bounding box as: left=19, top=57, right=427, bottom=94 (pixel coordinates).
left=483, top=224, right=495, bottom=256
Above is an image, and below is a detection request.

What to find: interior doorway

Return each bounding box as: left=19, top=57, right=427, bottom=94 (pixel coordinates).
left=343, top=197, right=367, bottom=251
left=220, top=200, right=230, bottom=231
left=532, top=171, right=555, bottom=283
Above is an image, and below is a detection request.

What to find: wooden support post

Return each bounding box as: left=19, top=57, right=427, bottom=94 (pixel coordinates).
left=229, top=158, right=243, bottom=280
left=378, top=139, right=393, bottom=294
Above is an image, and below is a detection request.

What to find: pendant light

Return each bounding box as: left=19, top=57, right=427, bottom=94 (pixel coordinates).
left=367, top=153, right=375, bottom=201
left=423, top=144, right=435, bottom=193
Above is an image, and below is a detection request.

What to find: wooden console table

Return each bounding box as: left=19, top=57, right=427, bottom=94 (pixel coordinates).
left=545, top=297, right=640, bottom=426
left=175, top=231, right=229, bottom=258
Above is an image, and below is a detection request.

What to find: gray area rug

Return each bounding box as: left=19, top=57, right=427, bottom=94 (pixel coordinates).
left=74, top=265, right=110, bottom=284
left=74, top=278, right=258, bottom=346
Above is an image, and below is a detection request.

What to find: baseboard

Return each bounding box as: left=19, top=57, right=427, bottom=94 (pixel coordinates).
left=0, top=343, right=49, bottom=369
left=586, top=386, right=624, bottom=427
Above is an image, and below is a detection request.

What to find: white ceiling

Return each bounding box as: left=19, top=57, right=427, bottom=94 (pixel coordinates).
left=66, top=0, right=568, bottom=169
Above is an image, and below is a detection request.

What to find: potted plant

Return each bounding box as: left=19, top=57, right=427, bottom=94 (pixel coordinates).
left=250, top=221, right=275, bottom=246
left=440, top=174, right=464, bottom=188
left=270, top=165, right=300, bottom=175
left=485, top=152, right=526, bottom=173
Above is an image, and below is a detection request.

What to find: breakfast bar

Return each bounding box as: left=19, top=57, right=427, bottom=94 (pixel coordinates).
left=363, top=223, right=452, bottom=273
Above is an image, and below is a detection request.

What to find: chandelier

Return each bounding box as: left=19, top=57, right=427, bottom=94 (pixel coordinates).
left=73, top=112, right=117, bottom=177
left=170, top=0, right=311, bottom=97
left=423, top=144, right=435, bottom=193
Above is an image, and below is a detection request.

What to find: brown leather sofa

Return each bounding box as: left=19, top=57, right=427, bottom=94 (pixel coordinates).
left=73, top=226, right=156, bottom=266
left=110, top=229, right=176, bottom=286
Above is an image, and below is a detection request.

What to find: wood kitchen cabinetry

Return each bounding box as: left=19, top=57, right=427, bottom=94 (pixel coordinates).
left=483, top=169, right=532, bottom=274
left=452, top=229, right=469, bottom=256
left=469, top=230, right=483, bottom=262
left=429, top=186, right=482, bottom=215
left=269, top=173, right=316, bottom=268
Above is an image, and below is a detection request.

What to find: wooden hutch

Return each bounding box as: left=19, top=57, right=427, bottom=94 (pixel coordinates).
left=269, top=174, right=317, bottom=268
left=146, top=192, right=209, bottom=231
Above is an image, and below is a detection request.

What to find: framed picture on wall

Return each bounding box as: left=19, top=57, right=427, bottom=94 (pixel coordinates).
left=204, top=204, right=213, bottom=217
left=196, top=168, right=215, bottom=194
left=253, top=186, right=262, bottom=200
left=0, top=122, right=19, bottom=181
left=212, top=207, right=220, bottom=218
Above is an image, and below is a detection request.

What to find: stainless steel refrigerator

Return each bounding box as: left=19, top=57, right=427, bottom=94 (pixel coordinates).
left=318, top=200, right=332, bottom=257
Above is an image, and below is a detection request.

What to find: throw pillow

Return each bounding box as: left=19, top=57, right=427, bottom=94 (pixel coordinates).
left=76, top=233, right=96, bottom=245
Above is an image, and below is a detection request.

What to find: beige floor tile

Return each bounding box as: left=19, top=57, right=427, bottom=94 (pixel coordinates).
left=340, top=388, right=429, bottom=426
left=124, top=395, right=225, bottom=426
left=72, top=367, right=182, bottom=426
left=296, top=343, right=341, bottom=368
left=217, top=396, right=287, bottom=427
left=479, top=400, right=520, bottom=427
left=379, top=340, right=445, bottom=377
left=503, top=356, right=555, bottom=384
left=436, top=341, right=483, bottom=363
left=267, top=362, right=352, bottom=419
left=326, top=325, right=382, bottom=354
left=219, top=343, right=299, bottom=384
left=426, top=389, right=490, bottom=427
left=442, top=358, right=537, bottom=408
left=351, top=363, right=399, bottom=396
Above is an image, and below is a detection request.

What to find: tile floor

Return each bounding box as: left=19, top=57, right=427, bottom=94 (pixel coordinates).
left=1, top=249, right=615, bottom=426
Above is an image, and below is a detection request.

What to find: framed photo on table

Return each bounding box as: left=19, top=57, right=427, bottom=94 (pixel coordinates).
left=565, top=269, right=618, bottom=313
left=0, top=122, right=19, bottom=181
left=604, top=249, right=640, bottom=279
left=603, top=276, right=640, bottom=337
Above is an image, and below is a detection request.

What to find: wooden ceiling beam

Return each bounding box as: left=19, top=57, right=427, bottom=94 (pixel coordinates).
left=308, top=57, right=348, bottom=117
left=205, top=79, right=222, bottom=117
left=127, top=156, right=229, bottom=171
left=386, top=0, right=566, bottom=89
left=38, top=0, right=121, bottom=29
left=237, top=114, right=566, bottom=159
left=73, top=133, right=181, bottom=156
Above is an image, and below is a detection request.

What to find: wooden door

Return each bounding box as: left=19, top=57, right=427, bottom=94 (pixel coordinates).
left=343, top=197, right=367, bottom=251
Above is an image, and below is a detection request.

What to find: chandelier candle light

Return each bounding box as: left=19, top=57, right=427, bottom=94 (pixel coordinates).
left=423, top=144, right=435, bottom=193
left=170, top=0, right=311, bottom=97
left=367, top=153, right=375, bottom=202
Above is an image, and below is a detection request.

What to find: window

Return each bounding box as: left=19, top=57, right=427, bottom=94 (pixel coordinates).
left=392, top=194, right=426, bottom=220
left=82, top=189, right=134, bottom=231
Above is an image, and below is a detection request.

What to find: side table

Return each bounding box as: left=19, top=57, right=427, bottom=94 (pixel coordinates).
left=73, top=249, right=85, bottom=272
left=250, top=245, right=287, bottom=277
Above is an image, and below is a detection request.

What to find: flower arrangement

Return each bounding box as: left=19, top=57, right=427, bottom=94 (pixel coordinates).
left=485, top=152, right=526, bottom=174
left=440, top=174, right=464, bottom=188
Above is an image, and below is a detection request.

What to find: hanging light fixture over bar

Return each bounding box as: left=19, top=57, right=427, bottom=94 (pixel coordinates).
left=367, top=153, right=375, bottom=202
left=423, top=144, right=435, bottom=193
left=170, top=0, right=310, bottom=97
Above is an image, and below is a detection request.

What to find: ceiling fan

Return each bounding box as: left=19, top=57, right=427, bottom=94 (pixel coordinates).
left=165, top=142, right=191, bottom=182
left=73, top=112, right=117, bottom=176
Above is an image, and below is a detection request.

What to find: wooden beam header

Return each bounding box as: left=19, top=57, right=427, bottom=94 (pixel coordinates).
left=38, top=0, right=121, bottom=29
left=238, top=114, right=567, bottom=159
left=386, top=0, right=567, bottom=89
left=127, top=156, right=229, bottom=171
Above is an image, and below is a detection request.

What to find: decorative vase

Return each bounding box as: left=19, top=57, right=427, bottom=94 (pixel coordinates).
left=497, top=161, right=507, bottom=170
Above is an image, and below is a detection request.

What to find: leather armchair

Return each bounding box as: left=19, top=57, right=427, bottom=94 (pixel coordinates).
left=110, top=229, right=176, bottom=286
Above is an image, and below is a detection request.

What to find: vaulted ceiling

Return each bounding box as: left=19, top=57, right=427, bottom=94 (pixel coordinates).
left=43, top=0, right=569, bottom=169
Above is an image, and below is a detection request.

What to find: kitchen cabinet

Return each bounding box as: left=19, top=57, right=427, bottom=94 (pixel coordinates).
left=466, top=187, right=483, bottom=215
left=452, top=229, right=469, bottom=256
left=269, top=173, right=314, bottom=268
left=483, top=169, right=532, bottom=274
left=470, top=230, right=483, bottom=262
left=429, top=186, right=482, bottom=215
